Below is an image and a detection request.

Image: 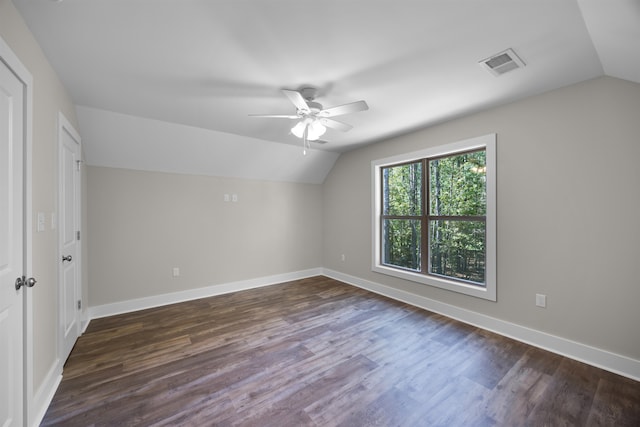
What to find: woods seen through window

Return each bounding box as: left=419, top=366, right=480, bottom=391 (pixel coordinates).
left=381, top=149, right=487, bottom=285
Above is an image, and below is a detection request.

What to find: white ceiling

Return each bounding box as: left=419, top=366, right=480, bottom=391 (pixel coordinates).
left=12, top=0, right=640, bottom=183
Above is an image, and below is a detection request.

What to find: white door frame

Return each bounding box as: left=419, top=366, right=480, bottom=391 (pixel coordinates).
left=0, top=36, right=34, bottom=426
left=57, top=112, right=82, bottom=363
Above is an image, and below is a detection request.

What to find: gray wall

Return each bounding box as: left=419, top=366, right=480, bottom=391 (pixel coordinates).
left=323, top=76, right=640, bottom=361
left=88, top=76, right=640, bottom=363
left=87, top=167, right=323, bottom=306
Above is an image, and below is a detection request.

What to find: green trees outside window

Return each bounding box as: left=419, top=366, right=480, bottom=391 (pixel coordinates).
left=382, top=161, right=422, bottom=270
left=381, top=150, right=486, bottom=285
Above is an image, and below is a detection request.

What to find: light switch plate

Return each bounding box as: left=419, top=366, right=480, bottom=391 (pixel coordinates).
left=37, top=212, right=45, bottom=232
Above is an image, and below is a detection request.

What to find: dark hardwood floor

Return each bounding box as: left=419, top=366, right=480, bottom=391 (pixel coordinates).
left=42, top=276, right=640, bottom=426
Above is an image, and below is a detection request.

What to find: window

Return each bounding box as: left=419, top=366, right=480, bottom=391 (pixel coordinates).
left=372, top=134, right=496, bottom=300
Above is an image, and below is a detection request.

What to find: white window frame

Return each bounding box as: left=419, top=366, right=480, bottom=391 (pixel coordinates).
left=371, top=134, right=496, bottom=301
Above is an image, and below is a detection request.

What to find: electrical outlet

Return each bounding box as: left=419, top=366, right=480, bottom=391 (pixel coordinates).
left=535, top=294, right=547, bottom=308
left=341, top=254, right=346, bottom=262
left=172, top=267, right=180, bottom=277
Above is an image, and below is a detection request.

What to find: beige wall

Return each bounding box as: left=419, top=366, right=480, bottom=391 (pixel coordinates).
left=87, top=167, right=323, bottom=306
left=323, top=76, right=640, bottom=361
left=0, top=0, right=81, bottom=406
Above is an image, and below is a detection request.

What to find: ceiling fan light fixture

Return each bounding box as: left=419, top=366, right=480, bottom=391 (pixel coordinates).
left=308, top=121, right=326, bottom=140
left=291, top=121, right=306, bottom=138
left=291, top=120, right=326, bottom=141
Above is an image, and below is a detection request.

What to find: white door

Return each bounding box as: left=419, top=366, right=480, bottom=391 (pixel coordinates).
left=0, top=53, right=25, bottom=427
left=59, top=116, right=81, bottom=363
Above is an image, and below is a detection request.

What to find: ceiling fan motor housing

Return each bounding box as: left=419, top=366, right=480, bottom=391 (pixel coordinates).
left=304, top=101, right=322, bottom=114
left=300, top=86, right=319, bottom=101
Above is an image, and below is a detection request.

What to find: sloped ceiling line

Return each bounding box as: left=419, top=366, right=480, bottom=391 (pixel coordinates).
left=13, top=0, right=640, bottom=183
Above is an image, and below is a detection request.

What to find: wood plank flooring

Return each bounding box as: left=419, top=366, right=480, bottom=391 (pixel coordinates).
left=41, top=276, right=640, bottom=426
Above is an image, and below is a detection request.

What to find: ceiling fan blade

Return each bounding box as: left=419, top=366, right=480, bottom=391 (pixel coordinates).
left=319, top=118, right=353, bottom=132
left=282, top=89, right=310, bottom=113
left=248, top=114, right=299, bottom=119
left=319, top=100, right=368, bottom=117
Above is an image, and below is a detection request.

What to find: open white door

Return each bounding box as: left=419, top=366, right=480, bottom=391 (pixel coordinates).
left=58, top=114, right=82, bottom=363
left=0, top=49, right=26, bottom=427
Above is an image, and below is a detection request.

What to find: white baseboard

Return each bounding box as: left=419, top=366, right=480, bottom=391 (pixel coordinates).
left=322, top=268, right=640, bottom=382
left=88, top=268, right=323, bottom=320
left=85, top=266, right=640, bottom=382
left=30, top=358, right=62, bottom=427
left=80, top=311, right=90, bottom=334
left=36, top=269, right=322, bottom=425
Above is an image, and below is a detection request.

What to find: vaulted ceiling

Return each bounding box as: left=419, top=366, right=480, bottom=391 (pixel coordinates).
left=13, top=0, right=640, bottom=183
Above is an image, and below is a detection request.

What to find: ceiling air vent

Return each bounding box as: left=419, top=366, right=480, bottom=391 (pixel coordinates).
left=480, top=48, right=525, bottom=76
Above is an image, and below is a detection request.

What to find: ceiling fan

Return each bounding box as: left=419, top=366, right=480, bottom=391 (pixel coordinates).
left=250, top=87, right=368, bottom=154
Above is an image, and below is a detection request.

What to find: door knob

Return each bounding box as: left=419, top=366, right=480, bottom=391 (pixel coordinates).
left=15, top=276, right=37, bottom=290
left=62, top=255, right=72, bottom=262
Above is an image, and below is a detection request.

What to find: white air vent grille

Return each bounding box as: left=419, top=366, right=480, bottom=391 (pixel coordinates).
left=480, top=48, right=525, bottom=76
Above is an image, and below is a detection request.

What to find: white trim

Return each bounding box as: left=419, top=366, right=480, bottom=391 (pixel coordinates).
left=30, top=360, right=62, bottom=427
left=1, top=34, right=35, bottom=427
left=58, top=112, right=82, bottom=146
left=88, top=268, right=323, bottom=319
left=322, top=268, right=640, bottom=382
left=371, top=133, right=497, bottom=301
left=80, top=311, right=90, bottom=334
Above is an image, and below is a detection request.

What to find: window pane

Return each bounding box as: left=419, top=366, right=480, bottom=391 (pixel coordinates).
left=429, top=151, right=486, bottom=216
left=382, top=162, right=422, bottom=216
left=429, top=220, right=485, bottom=284
left=383, top=219, right=421, bottom=271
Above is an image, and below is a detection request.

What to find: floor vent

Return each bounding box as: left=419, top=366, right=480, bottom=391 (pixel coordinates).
left=480, top=48, right=525, bottom=76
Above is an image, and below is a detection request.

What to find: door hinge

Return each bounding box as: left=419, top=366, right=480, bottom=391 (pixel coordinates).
left=76, top=230, right=80, bottom=241
left=77, top=300, right=82, bottom=310
left=76, top=160, right=82, bottom=172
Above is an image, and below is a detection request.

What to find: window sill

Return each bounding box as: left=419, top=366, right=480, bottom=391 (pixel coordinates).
left=372, top=263, right=496, bottom=301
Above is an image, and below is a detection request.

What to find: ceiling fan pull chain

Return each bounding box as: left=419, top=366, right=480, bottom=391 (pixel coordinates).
left=303, top=124, right=309, bottom=155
